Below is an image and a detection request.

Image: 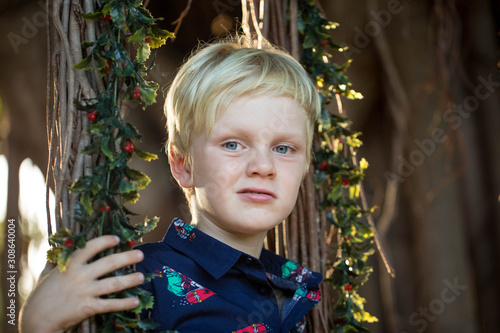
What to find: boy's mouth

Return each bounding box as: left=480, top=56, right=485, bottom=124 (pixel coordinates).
left=237, top=188, right=276, bottom=199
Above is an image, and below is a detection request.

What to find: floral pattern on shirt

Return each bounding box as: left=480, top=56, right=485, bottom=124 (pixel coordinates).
left=161, top=265, right=215, bottom=304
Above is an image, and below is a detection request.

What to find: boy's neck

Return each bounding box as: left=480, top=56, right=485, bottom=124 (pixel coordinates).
left=191, top=218, right=267, bottom=258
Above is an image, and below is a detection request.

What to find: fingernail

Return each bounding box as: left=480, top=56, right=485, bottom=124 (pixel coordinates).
left=136, top=250, right=144, bottom=259
left=113, top=235, right=120, bottom=243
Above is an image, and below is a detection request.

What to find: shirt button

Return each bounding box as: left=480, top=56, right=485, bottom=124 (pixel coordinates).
left=245, top=257, right=254, bottom=265
left=258, top=285, right=272, bottom=295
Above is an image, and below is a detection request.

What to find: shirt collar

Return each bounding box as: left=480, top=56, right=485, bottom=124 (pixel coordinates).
left=162, top=218, right=322, bottom=287
left=162, top=218, right=243, bottom=280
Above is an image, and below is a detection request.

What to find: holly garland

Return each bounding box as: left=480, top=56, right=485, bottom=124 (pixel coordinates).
left=46, top=1, right=175, bottom=332
left=298, top=1, right=378, bottom=332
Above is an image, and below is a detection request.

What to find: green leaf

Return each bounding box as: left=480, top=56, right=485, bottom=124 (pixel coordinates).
left=137, top=216, right=160, bottom=234
left=137, top=86, right=157, bottom=105
left=125, top=168, right=151, bottom=190
left=128, top=26, right=147, bottom=43
left=137, top=318, right=160, bottom=330
left=73, top=55, right=93, bottom=70
left=69, top=177, right=90, bottom=193
left=136, top=42, right=151, bottom=63
left=103, top=1, right=126, bottom=27
left=114, top=64, right=135, bottom=77
left=100, top=135, right=115, bottom=161
left=119, top=177, right=136, bottom=193
left=148, top=37, right=166, bottom=49
left=56, top=247, right=71, bottom=271
left=81, top=192, right=93, bottom=215
left=112, top=215, right=138, bottom=240
left=134, top=288, right=155, bottom=313
left=49, top=228, right=73, bottom=244
left=80, top=11, right=102, bottom=20
left=134, top=148, right=158, bottom=161
left=46, top=247, right=61, bottom=263
left=355, top=223, right=373, bottom=238
left=81, top=41, right=95, bottom=49
left=122, top=191, right=140, bottom=203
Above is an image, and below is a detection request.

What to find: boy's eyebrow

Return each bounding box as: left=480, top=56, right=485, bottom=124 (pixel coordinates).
left=214, top=125, right=307, bottom=143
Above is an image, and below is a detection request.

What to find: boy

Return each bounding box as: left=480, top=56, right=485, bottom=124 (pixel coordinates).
left=20, top=37, right=322, bottom=333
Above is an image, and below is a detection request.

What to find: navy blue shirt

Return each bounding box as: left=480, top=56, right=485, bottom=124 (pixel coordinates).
left=136, top=218, right=322, bottom=333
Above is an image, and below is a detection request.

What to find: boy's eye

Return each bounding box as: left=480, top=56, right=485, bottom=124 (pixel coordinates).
left=224, top=142, right=239, bottom=150
left=275, top=145, right=289, bottom=154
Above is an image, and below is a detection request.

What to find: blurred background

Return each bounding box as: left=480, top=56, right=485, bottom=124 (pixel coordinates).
left=0, top=0, right=499, bottom=332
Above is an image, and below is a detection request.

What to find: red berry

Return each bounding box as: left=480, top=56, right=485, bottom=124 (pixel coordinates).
left=104, top=59, right=110, bottom=71
left=133, top=87, right=141, bottom=98
left=64, top=238, right=73, bottom=248
left=103, top=14, right=112, bottom=21
left=320, top=160, right=328, bottom=170
left=145, top=37, right=152, bottom=43
left=99, top=203, right=110, bottom=212
left=125, top=140, right=135, bottom=153
left=344, top=284, right=353, bottom=291
left=113, top=319, right=124, bottom=331
left=343, top=236, right=350, bottom=241
left=86, top=110, right=98, bottom=122
left=342, top=178, right=350, bottom=186
left=335, top=318, right=346, bottom=325
left=320, top=40, right=329, bottom=46
left=127, top=240, right=136, bottom=248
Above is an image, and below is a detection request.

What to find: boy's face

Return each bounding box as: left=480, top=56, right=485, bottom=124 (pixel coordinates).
left=182, top=95, right=308, bottom=239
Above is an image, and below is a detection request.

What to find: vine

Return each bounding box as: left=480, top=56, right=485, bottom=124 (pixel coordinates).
left=46, top=1, right=174, bottom=332
left=298, top=1, right=378, bottom=331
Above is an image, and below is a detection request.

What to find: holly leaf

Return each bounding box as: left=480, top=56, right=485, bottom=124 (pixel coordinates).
left=136, top=42, right=151, bottom=63
left=49, top=228, right=73, bottom=245
left=103, top=1, right=126, bottom=27
left=74, top=54, right=93, bottom=70
left=128, top=26, right=147, bottom=43
left=119, top=177, right=136, bottom=194
left=80, top=11, right=103, bottom=20
left=81, top=192, right=94, bottom=215
left=125, top=167, right=151, bottom=190
left=56, top=247, right=71, bottom=271
left=134, top=148, right=158, bottom=161
left=114, top=64, right=135, bottom=77
left=100, top=135, right=115, bottom=161
left=137, top=86, right=157, bottom=105
left=136, top=216, right=160, bottom=234
left=147, top=37, right=166, bottom=49
left=137, top=318, right=160, bottom=330
left=46, top=247, right=61, bottom=263
left=122, top=191, right=140, bottom=203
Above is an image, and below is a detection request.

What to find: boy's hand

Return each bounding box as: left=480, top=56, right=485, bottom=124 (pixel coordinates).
left=20, top=235, right=145, bottom=333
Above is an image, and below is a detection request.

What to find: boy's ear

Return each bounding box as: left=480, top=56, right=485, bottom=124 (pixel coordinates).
left=168, top=147, right=194, bottom=189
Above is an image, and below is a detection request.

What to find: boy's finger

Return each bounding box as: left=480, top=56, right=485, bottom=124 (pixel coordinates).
left=93, top=272, right=145, bottom=297
left=71, top=235, right=120, bottom=264
left=91, top=297, right=141, bottom=315
left=87, top=250, right=144, bottom=278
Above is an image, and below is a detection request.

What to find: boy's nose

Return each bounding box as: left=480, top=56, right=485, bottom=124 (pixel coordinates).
left=246, top=149, right=276, bottom=178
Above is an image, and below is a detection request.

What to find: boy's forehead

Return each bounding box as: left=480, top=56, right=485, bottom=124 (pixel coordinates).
left=210, top=95, right=308, bottom=134
left=222, top=94, right=306, bottom=120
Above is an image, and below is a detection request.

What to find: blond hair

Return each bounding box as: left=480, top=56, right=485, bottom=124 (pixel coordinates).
left=165, top=37, right=320, bottom=199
